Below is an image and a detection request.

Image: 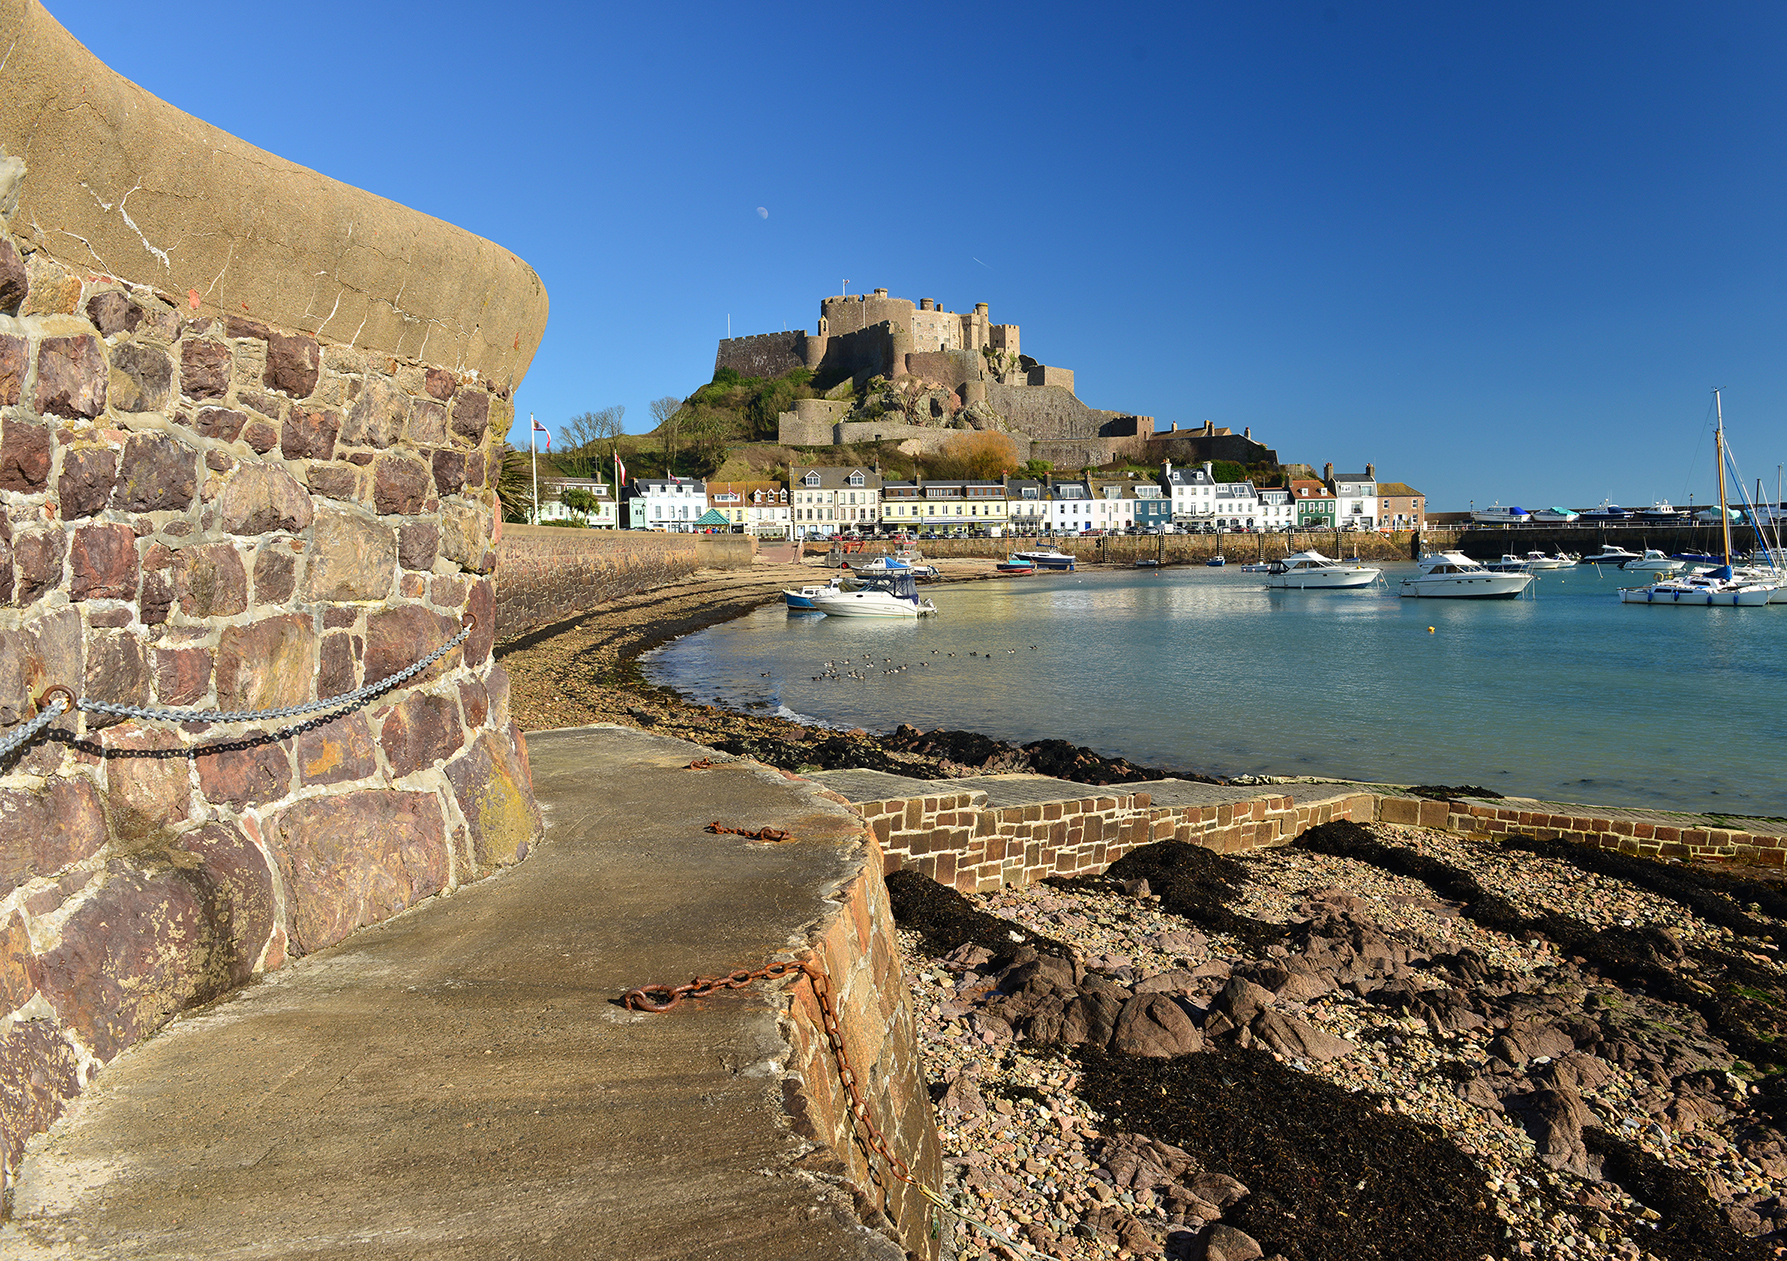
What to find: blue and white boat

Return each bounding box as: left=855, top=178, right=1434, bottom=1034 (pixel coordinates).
left=1012, top=549, right=1076, bottom=571
left=783, top=576, right=844, bottom=609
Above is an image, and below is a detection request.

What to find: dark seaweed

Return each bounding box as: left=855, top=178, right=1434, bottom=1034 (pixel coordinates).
left=1075, top=841, right=1286, bottom=952
left=1584, top=1128, right=1773, bottom=1261
left=884, top=868, right=1068, bottom=962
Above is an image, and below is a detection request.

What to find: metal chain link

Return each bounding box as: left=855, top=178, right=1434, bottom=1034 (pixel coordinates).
left=76, top=616, right=474, bottom=725
left=0, top=694, right=68, bottom=762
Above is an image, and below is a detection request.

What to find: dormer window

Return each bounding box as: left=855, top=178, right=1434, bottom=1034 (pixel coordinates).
left=803, top=472, right=821, bottom=487
left=848, top=471, right=864, bottom=487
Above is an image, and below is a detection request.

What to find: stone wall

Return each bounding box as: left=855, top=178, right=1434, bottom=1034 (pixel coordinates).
left=858, top=786, right=1377, bottom=893
left=1384, top=795, right=1787, bottom=868
left=494, top=526, right=756, bottom=644
left=713, top=330, right=808, bottom=381
left=0, top=0, right=546, bottom=1190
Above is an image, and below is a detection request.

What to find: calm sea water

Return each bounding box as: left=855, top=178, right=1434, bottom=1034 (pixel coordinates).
left=640, top=564, right=1787, bottom=818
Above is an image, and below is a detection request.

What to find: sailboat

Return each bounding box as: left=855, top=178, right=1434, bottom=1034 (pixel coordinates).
left=1619, top=391, right=1774, bottom=607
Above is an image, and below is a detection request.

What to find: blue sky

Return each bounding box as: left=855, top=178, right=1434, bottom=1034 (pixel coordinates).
left=44, top=1, right=1787, bottom=510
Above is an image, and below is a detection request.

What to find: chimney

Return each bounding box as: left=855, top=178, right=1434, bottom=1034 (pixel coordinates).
left=1203, top=461, right=1213, bottom=479
left=1164, top=459, right=1172, bottom=477
left=1323, top=462, right=1334, bottom=482
left=1243, top=426, right=1251, bottom=439
left=1365, top=462, right=1375, bottom=479
left=873, top=288, right=888, bottom=298
left=919, top=298, right=934, bottom=311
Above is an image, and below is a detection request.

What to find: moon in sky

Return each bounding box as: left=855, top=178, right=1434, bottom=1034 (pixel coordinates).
left=756, top=206, right=768, bottom=219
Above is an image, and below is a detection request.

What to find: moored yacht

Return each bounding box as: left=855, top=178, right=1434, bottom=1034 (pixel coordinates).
left=1619, top=567, right=1772, bottom=607
left=1012, top=548, right=1076, bottom=571
left=1470, top=503, right=1530, bottom=525
left=1523, top=550, right=1577, bottom=569
left=783, top=576, right=844, bottom=609
left=1399, top=552, right=1535, bottom=599
left=1581, top=545, right=1641, bottom=566
left=1265, top=550, right=1381, bottom=589
left=1621, top=548, right=1687, bottom=574
left=811, top=571, right=938, bottom=618
left=1528, top=507, right=1580, bottom=524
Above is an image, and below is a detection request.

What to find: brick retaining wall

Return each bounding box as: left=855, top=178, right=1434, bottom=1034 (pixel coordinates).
left=1382, top=795, right=1787, bottom=867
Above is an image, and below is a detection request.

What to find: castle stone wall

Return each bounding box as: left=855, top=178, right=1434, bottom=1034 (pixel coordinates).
left=0, top=0, right=545, bottom=1184
left=986, top=380, right=1116, bottom=441
left=713, top=330, right=807, bottom=381
left=1026, top=364, right=1075, bottom=393
left=902, top=349, right=981, bottom=390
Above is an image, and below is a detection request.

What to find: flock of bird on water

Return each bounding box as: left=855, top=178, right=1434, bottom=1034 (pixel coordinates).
left=754, top=646, right=1045, bottom=682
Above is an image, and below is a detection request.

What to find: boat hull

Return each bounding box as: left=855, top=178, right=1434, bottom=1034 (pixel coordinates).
left=1268, top=568, right=1380, bottom=589
left=1619, top=585, right=1772, bottom=607
left=1399, top=574, right=1534, bottom=598
left=811, top=591, right=937, bottom=618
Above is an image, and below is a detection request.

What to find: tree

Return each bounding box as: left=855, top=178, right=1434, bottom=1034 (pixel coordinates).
left=495, top=443, right=532, bottom=522
left=930, top=431, right=1020, bottom=480
left=650, top=395, right=683, bottom=468
left=560, top=487, right=603, bottom=521
left=557, top=405, right=625, bottom=479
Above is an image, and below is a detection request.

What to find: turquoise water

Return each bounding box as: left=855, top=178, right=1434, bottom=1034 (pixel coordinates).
left=641, top=564, right=1787, bottom=817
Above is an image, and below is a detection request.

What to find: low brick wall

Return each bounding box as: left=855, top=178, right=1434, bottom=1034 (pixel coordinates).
left=494, top=527, right=756, bottom=643
left=784, top=824, right=941, bottom=1257
left=1384, top=796, right=1787, bottom=867
left=858, top=786, right=1379, bottom=892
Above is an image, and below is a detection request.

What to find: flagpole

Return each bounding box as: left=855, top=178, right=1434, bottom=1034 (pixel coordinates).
left=529, top=412, right=539, bottom=525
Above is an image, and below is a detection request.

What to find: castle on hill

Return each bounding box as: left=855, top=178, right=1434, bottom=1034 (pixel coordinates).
left=715, top=288, right=1187, bottom=469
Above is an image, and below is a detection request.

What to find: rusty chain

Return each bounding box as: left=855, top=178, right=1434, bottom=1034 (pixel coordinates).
left=705, top=821, right=792, bottom=842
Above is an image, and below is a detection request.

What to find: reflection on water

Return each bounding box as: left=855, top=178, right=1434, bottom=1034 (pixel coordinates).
left=642, top=564, right=1787, bottom=816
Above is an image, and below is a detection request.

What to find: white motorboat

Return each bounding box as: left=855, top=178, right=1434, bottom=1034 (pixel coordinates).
left=1621, top=548, right=1687, bottom=574
left=1638, top=500, right=1685, bottom=520
left=1470, top=503, right=1530, bottom=526
left=811, top=572, right=937, bottom=618
left=1265, top=550, right=1381, bottom=589
left=1581, top=545, right=1641, bottom=566
left=1012, top=549, right=1076, bottom=571
left=854, top=555, right=939, bottom=579
left=1239, top=561, right=1273, bottom=573
left=1523, top=550, right=1577, bottom=569
left=1399, top=552, right=1535, bottom=599
left=1528, top=507, right=1580, bottom=524
left=783, top=576, right=844, bottom=609
left=1485, top=554, right=1531, bottom=572
left=1619, top=568, right=1772, bottom=607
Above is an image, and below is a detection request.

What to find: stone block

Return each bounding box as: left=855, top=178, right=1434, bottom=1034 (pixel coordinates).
left=445, top=729, right=540, bottom=871
left=22, top=253, right=80, bottom=316
left=170, top=543, right=248, bottom=617
left=193, top=406, right=247, bottom=442
left=280, top=406, right=340, bottom=461
left=306, top=461, right=359, bottom=500
left=69, top=523, right=138, bottom=601
left=179, top=820, right=278, bottom=987
left=180, top=340, right=232, bottom=400
left=252, top=548, right=297, bottom=604
left=35, top=335, right=107, bottom=418
left=397, top=521, right=440, bottom=571
left=87, top=290, right=145, bottom=336
left=82, top=631, right=150, bottom=728
left=373, top=454, right=430, bottom=515
left=107, top=342, right=172, bottom=413
left=305, top=508, right=396, bottom=601
left=437, top=498, right=490, bottom=572
left=0, top=334, right=25, bottom=406
left=36, top=864, right=224, bottom=1060
left=0, top=1017, right=86, bottom=1177
left=380, top=690, right=465, bottom=779
left=240, top=419, right=278, bottom=453
left=0, top=240, right=26, bottom=314
left=262, top=790, right=448, bottom=955
left=264, top=332, right=320, bottom=397
left=152, top=644, right=212, bottom=707
left=317, top=632, right=358, bottom=700
left=296, top=713, right=378, bottom=786
left=101, top=725, right=190, bottom=838
left=458, top=677, right=489, bottom=729
left=408, top=399, right=447, bottom=445
left=449, top=389, right=490, bottom=445
left=341, top=377, right=406, bottom=448
left=0, top=776, right=107, bottom=897
left=56, top=444, right=117, bottom=519
left=196, top=742, right=292, bottom=809
left=425, top=367, right=457, bottom=400
left=218, top=463, right=314, bottom=536
left=0, top=910, right=41, bottom=1013
left=215, top=614, right=315, bottom=713
left=365, top=604, right=456, bottom=687
left=113, top=432, right=198, bottom=512
left=429, top=447, right=467, bottom=497
left=0, top=418, right=51, bottom=492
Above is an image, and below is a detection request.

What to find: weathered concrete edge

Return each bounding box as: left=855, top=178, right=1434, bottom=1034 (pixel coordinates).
left=0, top=0, right=547, bottom=388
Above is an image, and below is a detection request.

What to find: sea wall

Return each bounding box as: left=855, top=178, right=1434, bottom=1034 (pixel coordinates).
left=1453, top=523, right=1764, bottom=561
left=494, top=527, right=757, bottom=644
left=0, top=0, right=547, bottom=1187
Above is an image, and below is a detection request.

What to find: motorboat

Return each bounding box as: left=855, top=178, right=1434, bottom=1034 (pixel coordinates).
left=1485, top=554, right=1532, bottom=572
left=1577, top=501, right=1630, bottom=524
left=1399, top=551, right=1535, bottom=599
left=1621, top=548, right=1687, bottom=574
left=1672, top=551, right=1720, bottom=566
left=1619, top=568, right=1772, bottom=607
left=1134, top=558, right=1161, bottom=569
left=1470, top=503, right=1530, bottom=525
left=1239, top=561, right=1273, bottom=573
left=1528, top=507, right=1580, bottom=524
left=1012, top=549, right=1076, bottom=571
left=996, top=557, right=1037, bottom=575
left=1581, top=545, right=1641, bottom=566
left=783, top=576, right=844, bottom=609
left=1523, top=550, right=1576, bottom=569
left=811, top=572, right=938, bottom=618
left=1206, top=555, right=1226, bottom=567
left=1638, top=500, right=1685, bottom=520
left=1265, top=550, right=1381, bottom=589
left=854, top=555, right=938, bottom=580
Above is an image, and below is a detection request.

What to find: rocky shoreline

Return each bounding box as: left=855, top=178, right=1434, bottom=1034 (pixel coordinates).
left=495, top=565, right=1787, bottom=1261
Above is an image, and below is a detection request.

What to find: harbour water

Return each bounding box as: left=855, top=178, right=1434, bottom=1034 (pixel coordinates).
left=641, top=563, right=1787, bottom=818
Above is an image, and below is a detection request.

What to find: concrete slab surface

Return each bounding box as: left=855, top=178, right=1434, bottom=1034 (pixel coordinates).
left=3, top=726, right=902, bottom=1261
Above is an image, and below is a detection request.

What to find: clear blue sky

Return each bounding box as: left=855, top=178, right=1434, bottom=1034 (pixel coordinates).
left=44, top=1, right=1787, bottom=510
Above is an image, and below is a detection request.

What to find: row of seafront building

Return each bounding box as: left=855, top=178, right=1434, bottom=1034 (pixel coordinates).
left=534, top=461, right=1424, bottom=539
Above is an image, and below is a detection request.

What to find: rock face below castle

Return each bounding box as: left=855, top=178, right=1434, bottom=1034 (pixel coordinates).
left=714, top=289, right=1153, bottom=467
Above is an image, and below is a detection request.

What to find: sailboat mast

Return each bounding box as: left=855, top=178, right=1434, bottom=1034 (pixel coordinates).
left=1714, top=389, right=1733, bottom=565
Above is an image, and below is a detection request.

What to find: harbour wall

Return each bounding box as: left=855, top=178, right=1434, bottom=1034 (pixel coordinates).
left=0, top=0, right=547, bottom=1185
left=1452, top=523, right=1769, bottom=562
left=494, top=527, right=758, bottom=645
left=821, top=530, right=1452, bottom=564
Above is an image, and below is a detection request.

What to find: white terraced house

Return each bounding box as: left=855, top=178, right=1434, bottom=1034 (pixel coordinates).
left=789, top=466, right=881, bottom=539
left=1255, top=485, right=1293, bottom=531
left=1004, top=479, right=1049, bottom=534
left=1088, top=482, right=1135, bottom=533
left=1160, top=461, right=1217, bottom=527
left=536, top=478, right=616, bottom=528
left=1213, top=479, right=1260, bottom=530
left=1326, top=462, right=1379, bottom=529
left=624, top=477, right=708, bottom=532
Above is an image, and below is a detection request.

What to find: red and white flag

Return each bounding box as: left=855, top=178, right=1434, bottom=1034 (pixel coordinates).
left=615, top=451, right=628, bottom=487
left=531, top=416, right=551, bottom=451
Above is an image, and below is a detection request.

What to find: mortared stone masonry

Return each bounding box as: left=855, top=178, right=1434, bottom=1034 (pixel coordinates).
left=0, top=0, right=548, bottom=1188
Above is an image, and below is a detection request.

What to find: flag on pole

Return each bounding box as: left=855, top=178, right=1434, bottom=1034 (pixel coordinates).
left=531, top=417, right=551, bottom=451
left=615, top=451, right=628, bottom=487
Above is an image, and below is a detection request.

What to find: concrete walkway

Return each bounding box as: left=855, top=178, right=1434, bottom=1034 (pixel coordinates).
left=2, top=727, right=902, bottom=1261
